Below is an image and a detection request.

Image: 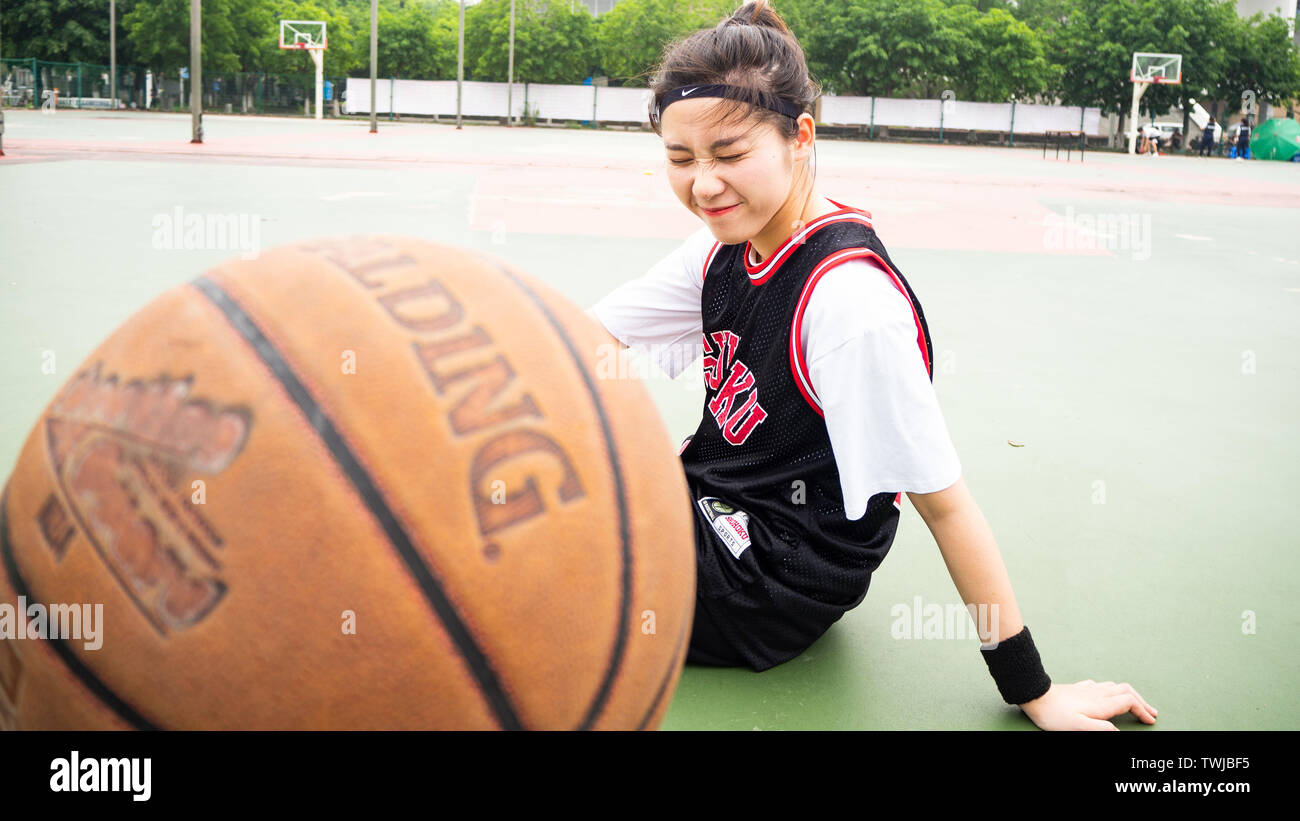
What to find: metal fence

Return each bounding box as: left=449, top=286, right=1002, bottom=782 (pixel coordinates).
left=1, top=58, right=347, bottom=117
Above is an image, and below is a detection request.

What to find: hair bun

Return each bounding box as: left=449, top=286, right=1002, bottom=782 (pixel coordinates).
left=725, top=0, right=795, bottom=38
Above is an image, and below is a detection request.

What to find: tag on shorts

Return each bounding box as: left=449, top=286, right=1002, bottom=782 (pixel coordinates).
left=696, top=497, right=752, bottom=560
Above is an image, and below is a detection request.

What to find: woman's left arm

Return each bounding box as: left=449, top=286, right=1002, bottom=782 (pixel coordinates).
left=906, top=477, right=1159, bottom=730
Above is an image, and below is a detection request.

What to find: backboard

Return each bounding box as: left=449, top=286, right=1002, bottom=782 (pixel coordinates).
left=1131, top=52, right=1182, bottom=85
left=279, top=20, right=327, bottom=51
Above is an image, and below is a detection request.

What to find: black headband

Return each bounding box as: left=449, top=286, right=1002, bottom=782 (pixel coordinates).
left=653, top=83, right=804, bottom=123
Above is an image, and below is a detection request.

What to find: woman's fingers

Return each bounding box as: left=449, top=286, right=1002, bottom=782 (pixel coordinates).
left=1101, top=693, right=1157, bottom=725
left=1118, top=682, right=1158, bottom=717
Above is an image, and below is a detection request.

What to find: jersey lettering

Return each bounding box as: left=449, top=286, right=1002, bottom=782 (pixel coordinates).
left=703, top=333, right=768, bottom=445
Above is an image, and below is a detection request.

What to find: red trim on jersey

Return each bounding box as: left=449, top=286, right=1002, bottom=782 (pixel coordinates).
left=702, top=239, right=723, bottom=284
left=745, top=203, right=874, bottom=285
left=788, top=246, right=933, bottom=418
left=789, top=248, right=882, bottom=417
left=893, top=492, right=903, bottom=510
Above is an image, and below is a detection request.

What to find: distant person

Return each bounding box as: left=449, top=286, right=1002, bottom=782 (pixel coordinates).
left=1235, top=117, right=1252, bottom=161
left=1199, top=117, right=1217, bottom=156
left=1139, top=123, right=1160, bottom=155
left=1171, top=128, right=1182, bottom=151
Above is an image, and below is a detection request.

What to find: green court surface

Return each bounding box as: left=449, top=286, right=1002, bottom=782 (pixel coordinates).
left=1, top=110, right=1297, bottom=730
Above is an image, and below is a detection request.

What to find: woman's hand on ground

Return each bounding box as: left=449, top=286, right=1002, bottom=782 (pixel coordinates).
left=1018, top=680, right=1158, bottom=731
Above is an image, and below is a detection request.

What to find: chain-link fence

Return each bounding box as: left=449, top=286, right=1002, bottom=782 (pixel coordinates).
left=2, top=58, right=146, bottom=109
left=2, top=58, right=347, bottom=117
left=202, top=71, right=349, bottom=116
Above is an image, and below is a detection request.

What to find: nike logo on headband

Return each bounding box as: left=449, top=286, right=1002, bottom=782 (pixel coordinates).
left=681, top=87, right=698, bottom=96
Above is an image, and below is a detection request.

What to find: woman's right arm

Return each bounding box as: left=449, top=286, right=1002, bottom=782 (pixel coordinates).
left=585, top=225, right=716, bottom=379
left=584, top=307, right=630, bottom=352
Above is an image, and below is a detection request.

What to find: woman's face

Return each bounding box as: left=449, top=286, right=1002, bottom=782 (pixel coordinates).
left=661, top=98, right=803, bottom=246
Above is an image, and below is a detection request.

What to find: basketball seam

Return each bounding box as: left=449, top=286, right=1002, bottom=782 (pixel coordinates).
left=634, top=608, right=692, bottom=731
left=191, top=274, right=526, bottom=731
left=473, top=256, right=635, bottom=732
left=0, top=490, right=159, bottom=730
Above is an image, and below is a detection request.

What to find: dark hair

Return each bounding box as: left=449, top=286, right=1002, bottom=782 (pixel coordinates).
left=646, top=1, right=821, bottom=144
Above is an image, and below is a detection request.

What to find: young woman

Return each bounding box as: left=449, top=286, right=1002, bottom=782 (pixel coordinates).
left=589, top=1, right=1157, bottom=731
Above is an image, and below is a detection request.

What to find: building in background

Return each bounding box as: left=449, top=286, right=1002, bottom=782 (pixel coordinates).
left=1235, top=0, right=1298, bottom=44
left=577, top=0, right=627, bottom=13
left=465, top=0, right=628, bottom=13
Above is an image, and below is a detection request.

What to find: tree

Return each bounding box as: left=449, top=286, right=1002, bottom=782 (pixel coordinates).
left=1009, top=0, right=1070, bottom=39
left=947, top=5, right=1054, bottom=101
left=1050, top=0, right=1150, bottom=117
left=123, top=0, right=192, bottom=72
left=368, top=0, right=453, bottom=80
left=5, top=0, right=124, bottom=63
left=1221, top=11, right=1300, bottom=112
left=798, top=0, right=966, bottom=97
left=593, top=0, right=731, bottom=87
left=460, top=0, right=597, bottom=85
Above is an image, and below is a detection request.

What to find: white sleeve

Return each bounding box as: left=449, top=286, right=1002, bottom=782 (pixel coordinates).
left=588, top=225, right=716, bottom=379
left=804, top=260, right=962, bottom=521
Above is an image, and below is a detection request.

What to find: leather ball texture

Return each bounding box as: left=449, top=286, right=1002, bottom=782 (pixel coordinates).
left=0, top=235, right=696, bottom=730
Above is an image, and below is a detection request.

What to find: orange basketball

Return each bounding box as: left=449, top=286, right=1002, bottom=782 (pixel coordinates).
left=0, top=236, right=696, bottom=730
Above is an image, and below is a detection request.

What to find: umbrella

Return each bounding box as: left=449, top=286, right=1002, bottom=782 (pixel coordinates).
left=1250, top=117, right=1300, bottom=161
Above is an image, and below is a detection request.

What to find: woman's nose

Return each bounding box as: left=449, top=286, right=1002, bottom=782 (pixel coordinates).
left=691, top=162, right=725, bottom=198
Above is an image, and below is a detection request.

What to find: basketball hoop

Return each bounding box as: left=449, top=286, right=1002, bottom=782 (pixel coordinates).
left=278, top=20, right=327, bottom=51
left=279, top=20, right=328, bottom=121
left=1128, top=52, right=1182, bottom=155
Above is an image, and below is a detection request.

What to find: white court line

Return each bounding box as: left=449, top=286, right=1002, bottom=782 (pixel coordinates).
left=320, top=191, right=388, bottom=202
left=1175, top=234, right=1213, bottom=241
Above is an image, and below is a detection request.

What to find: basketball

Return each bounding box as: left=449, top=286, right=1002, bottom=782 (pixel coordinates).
left=0, top=236, right=696, bottom=730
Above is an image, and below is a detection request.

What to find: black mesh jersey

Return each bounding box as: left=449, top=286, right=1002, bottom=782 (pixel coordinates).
left=680, top=202, right=935, bottom=671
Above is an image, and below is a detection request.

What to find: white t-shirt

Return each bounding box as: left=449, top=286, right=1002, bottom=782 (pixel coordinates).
left=589, top=218, right=961, bottom=521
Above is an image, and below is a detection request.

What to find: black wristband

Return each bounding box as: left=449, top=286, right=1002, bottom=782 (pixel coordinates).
left=979, top=625, right=1051, bottom=706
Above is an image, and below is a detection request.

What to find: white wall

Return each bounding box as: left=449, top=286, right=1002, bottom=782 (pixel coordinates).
left=346, top=77, right=1106, bottom=135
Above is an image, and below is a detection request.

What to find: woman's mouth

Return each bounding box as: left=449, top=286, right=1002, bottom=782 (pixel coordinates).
left=702, top=203, right=739, bottom=217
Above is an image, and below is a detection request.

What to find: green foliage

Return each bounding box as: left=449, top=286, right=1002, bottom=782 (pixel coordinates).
left=594, top=0, right=732, bottom=86
left=122, top=0, right=192, bottom=71
left=949, top=6, right=1055, bottom=101
left=1048, top=0, right=1300, bottom=118
left=5, top=0, right=125, bottom=63
left=370, top=0, right=455, bottom=79
left=800, top=0, right=1019, bottom=98
left=1230, top=11, right=1300, bottom=105
left=462, top=0, right=597, bottom=84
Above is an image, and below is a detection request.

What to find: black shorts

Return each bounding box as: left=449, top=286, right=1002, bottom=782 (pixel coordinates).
left=685, top=491, right=748, bottom=668
left=683, top=478, right=851, bottom=673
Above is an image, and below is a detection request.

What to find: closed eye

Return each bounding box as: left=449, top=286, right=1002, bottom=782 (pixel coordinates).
left=669, top=154, right=744, bottom=166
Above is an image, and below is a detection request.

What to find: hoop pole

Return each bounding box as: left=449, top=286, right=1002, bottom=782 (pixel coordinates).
left=190, top=0, right=202, bottom=143
left=370, top=0, right=378, bottom=133
left=456, top=0, right=464, bottom=130
left=110, top=0, right=117, bottom=110
left=507, top=0, right=515, bottom=126
left=1128, top=82, right=1148, bottom=155
left=311, top=49, right=323, bottom=121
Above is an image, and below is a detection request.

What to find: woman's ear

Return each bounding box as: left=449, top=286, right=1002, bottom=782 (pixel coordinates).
left=792, top=113, right=816, bottom=161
